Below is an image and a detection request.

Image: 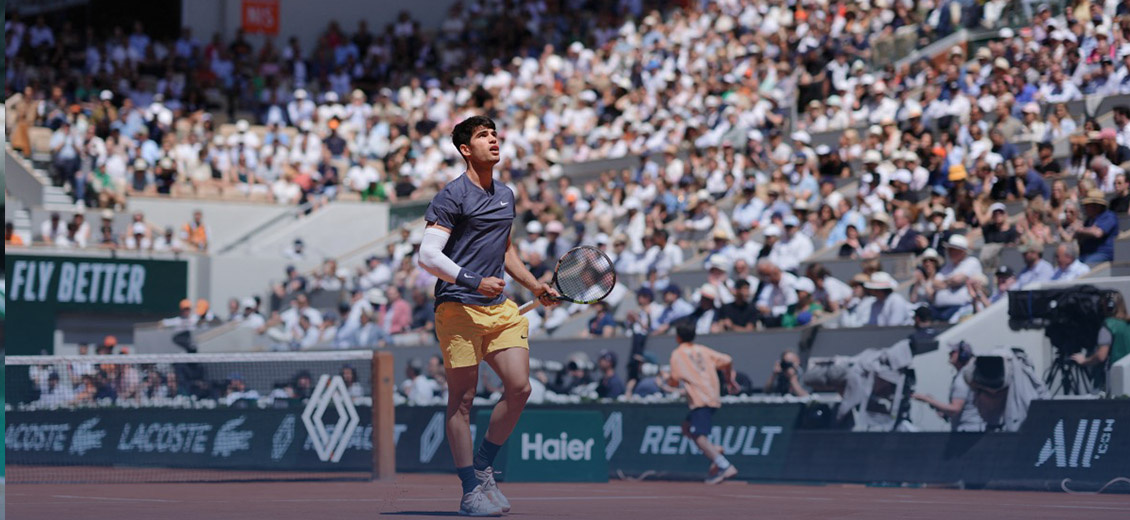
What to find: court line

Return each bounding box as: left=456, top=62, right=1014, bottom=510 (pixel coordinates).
left=51, top=494, right=180, bottom=503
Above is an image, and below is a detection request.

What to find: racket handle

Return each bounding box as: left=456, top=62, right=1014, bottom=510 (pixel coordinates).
left=518, top=299, right=542, bottom=315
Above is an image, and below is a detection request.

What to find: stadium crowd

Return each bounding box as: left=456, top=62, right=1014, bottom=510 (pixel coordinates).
left=7, top=0, right=1130, bottom=352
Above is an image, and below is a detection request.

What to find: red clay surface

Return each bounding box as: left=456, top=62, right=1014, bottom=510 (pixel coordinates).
left=7, top=473, right=1130, bottom=520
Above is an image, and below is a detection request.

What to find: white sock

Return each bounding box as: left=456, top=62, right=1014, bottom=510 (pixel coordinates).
left=713, top=454, right=731, bottom=470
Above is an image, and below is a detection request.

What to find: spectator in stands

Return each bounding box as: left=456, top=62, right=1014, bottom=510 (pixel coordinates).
left=182, top=209, right=209, bottom=251
left=883, top=208, right=922, bottom=254
left=584, top=301, right=617, bottom=338
left=160, top=299, right=198, bottom=332
left=1015, top=242, right=1054, bottom=289
left=685, top=284, right=721, bottom=335
left=222, top=373, right=261, bottom=406
left=39, top=212, right=65, bottom=245
left=653, top=285, right=692, bottom=336
left=864, top=272, right=912, bottom=327
left=770, top=215, right=813, bottom=273
left=931, top=235, right=982, bottom=322
left=551, top=354, right=593, bottom=396
left=235, top=298, right=265, bottom=331
left=410, top=289, right=436, bottom=334
left=631, top=363, right=665, bottom=398
left=782, top=277, right=822, bottom=328
left=6, top=221, right=25, bottom=245
left=712, top=280, right=757, bottom=333
left=860, top=213, right=892, bottom=258
left=1077, top=190, right=1118, bottom=264
left=1051, top=242, right=1091, bottom=282
left=50, top=119, right=81, bottom=193
left=401, top=358, right=437, bottom=405
left=281, top=293, right=322, bottom=332
left=380, top=285, right=412, bottom=335
left=910, top=249, right=942, bottom=306
left=755, top=259, right=798, bottom=328
left=38, top=372, right=74, bottom=407
left=1111, top=174, right=1130, bottom=214
left=764, top=350, right=808, bottom=397
left=981, top=202, right=1021, bottom=245
left=595, top=350, right=625, bottom=400
left=912, top=341, right=984, bottom=432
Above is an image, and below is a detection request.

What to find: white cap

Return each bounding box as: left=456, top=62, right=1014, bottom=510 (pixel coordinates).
left=784, top=215, right=801, bottom=227
left=763, top=224, right=782, bottom=237
left=594, top=233, right=610, bottom=244
left=863, top=271, right=897, bottom=290
left=790, top=131, right=812, bottom=144
left=893, top=169, right=912, bottom=185
left=989, top=202, right=1007, bottom=214
left=324, top=91, right=339, bottom=103
left=241, top=297, right=257, bottom=309
left=863, top=150, right=883, bottom=163
left=526, top=221, right=543, bottom=234
left=236, top=119, right=250, bottom=132
left=294, top=88, right=308, bottom=99
left=366, top=288, right=387, bottom=305
left=708, top=256, right=732, bottom=272
left=946, top=234, right=970, bottom=251
left=793, top=277, right=816, bottom=294
left=546, top=220, right=565, bottom=234
left=699, top=284, right=718, bottom=300
left=815, top=145, right=832, bottom=155
left=99, top=90, right=113, bottom=101
left=985, top=153, right=1004, bottom=168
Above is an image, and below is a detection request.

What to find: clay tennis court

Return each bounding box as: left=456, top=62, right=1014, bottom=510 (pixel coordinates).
left=7, top=473, right=1130, bottom=520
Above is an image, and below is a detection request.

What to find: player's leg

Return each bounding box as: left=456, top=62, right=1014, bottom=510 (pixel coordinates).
left=688, top=408, right=737, bottom=484
left=482, top=346, right=532, bottom=446
left=472, top=301, right=532, bottom=512
left=445, top=364, right=480, bottom=471
left=436, top=303, right=501, bottom=516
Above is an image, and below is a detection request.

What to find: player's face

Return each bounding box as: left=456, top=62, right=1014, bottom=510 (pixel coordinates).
left=462, top=126, right=500, bottom=165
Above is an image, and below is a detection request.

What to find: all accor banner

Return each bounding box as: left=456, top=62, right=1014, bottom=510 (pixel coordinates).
left=242, top=0, right=279, bottom=35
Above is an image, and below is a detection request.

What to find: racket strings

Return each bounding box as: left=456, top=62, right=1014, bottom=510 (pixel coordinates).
left=554, top=247, right=616, bottom=303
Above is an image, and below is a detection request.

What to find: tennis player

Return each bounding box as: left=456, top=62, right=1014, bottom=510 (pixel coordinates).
left=418, top=115, right=559, bottom=516
left=668, top=323, right=740, bottom=484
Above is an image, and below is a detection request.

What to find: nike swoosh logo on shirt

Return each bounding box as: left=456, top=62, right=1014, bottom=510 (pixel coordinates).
left=463, top=273, right=474, bottom=278
left=500, top=202, right=509, bottom=206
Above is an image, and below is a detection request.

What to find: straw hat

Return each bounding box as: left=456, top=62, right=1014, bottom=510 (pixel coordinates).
left=1081, top=189, right=1109, bottom=207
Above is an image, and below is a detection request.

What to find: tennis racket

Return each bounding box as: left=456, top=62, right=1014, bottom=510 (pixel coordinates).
left=518, top=245, right=617, bottom=315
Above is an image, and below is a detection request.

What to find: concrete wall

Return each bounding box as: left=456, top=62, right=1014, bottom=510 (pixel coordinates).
left=245, top=201, right=390, bottom=267
left=182, top=0, right=459, bottom=60
left=125, top=197, right=290, bottom=252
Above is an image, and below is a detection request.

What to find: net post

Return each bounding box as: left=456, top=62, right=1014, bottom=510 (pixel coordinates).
left=372, top=350, right=396, bottom=481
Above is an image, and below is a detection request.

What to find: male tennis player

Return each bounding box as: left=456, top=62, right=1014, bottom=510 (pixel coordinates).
left=418, top=115, right=558, bottom=516
left=668, top=323, right=740, bottom=484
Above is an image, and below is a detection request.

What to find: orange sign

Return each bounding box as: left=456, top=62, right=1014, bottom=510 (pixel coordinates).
left=242, top=0, right=279, bottom=35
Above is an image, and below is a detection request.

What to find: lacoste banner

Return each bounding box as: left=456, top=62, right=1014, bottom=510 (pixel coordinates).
left=475, top=409, right=608, bottom=482
left=6, top=407, right=374, bottom=472
left=5, top=254, right=188, bottom=354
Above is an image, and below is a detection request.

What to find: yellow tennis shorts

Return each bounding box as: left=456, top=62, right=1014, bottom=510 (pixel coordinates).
left=436, top=300, right=529, bottom=369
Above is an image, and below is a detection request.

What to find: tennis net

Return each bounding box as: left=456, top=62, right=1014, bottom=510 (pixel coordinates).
left=5, top=350, right=394, bottom=483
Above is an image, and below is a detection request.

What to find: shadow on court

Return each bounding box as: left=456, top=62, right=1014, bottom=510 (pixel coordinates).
left=380, top=513, right=461, bottom=517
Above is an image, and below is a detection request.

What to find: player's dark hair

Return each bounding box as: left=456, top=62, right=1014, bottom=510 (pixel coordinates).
left=451, top=116, right=496, bottom=154
left=675, top=324, right=696, bottom=343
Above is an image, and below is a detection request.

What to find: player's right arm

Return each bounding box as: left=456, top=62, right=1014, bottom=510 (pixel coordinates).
left=419, top=222, right=504, bottom=297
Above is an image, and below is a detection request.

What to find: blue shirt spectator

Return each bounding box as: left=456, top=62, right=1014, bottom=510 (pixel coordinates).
left=1079, top=193, right=1118, bottom=264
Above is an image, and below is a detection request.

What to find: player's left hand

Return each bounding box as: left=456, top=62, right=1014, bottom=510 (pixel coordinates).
left=536, top=283, right=560, bottom=308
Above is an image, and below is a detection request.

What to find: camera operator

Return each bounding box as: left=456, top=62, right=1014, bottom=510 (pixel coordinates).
left=765, top=350, right=809, bottom=397
left=1070, top=291, right=1130, bottom=393
left=912, top=341, right=984, bottom=432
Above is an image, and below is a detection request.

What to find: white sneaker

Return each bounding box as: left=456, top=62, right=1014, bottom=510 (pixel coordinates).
left=459, top=484, right=503, bottom=517
left=476, top=467, right=511, bottom=513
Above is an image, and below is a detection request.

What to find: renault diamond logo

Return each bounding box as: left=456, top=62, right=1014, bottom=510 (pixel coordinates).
left=302, top=374, right=361, bottom=463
